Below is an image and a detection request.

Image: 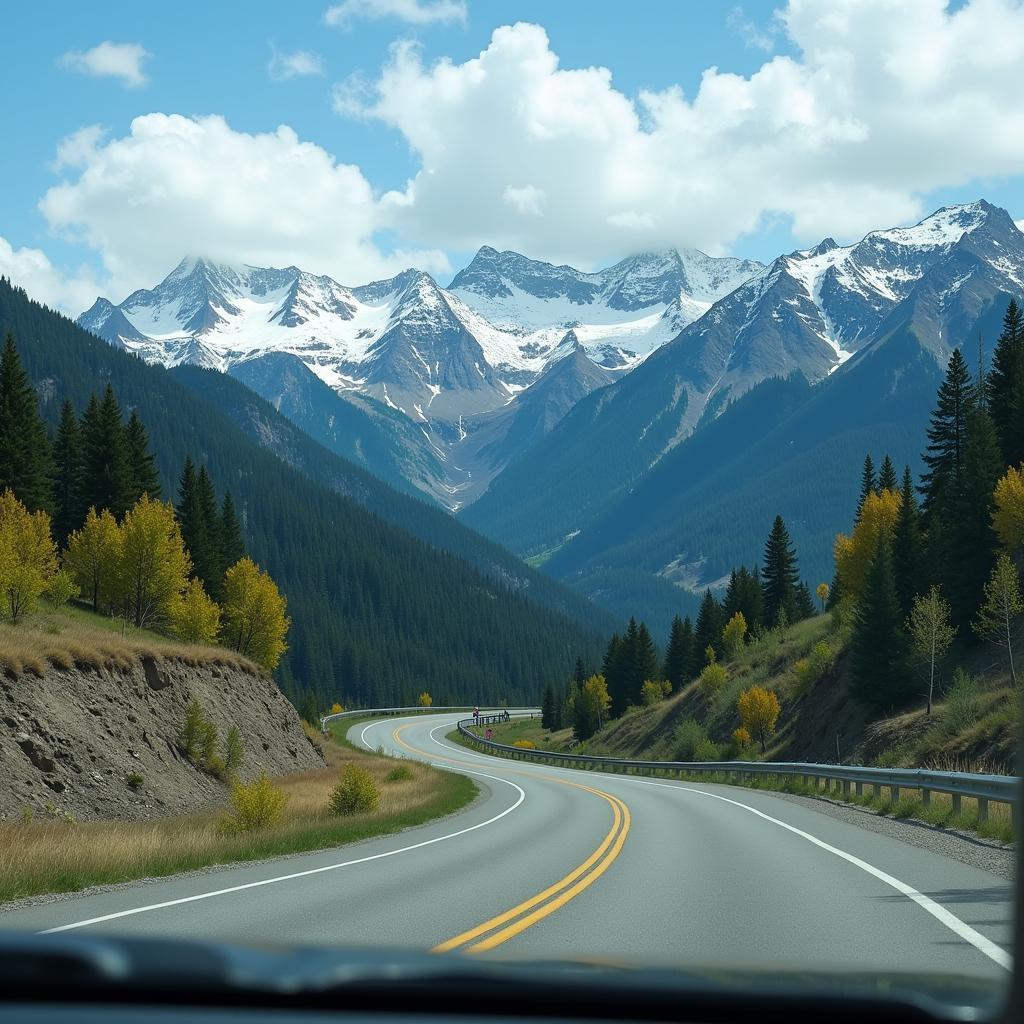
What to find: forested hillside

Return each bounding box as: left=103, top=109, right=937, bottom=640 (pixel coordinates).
left=0, top=278, right=604, bottom=712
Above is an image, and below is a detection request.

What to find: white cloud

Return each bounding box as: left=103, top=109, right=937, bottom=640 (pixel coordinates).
left=337, top=1, right=1024, bottom=264
left=726, top=6, right=778, bottom=52
left=324, top=0, right=466, bottom=27
left=59, top=41, right=150, bottom=88
left=503, top=185, right=545, bottom=217
left=39, top=114, right=448, bottom=303
left=268, top=46, right=324, bottom=81
left=0, top=236, right=103, bottom=314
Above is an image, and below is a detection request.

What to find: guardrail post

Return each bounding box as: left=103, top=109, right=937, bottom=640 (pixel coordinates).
left=891, top=785, right=900, bottom=804
left=921, top=788, right=931, bottom=808
left=952, top=793, right=962, bottom=815
left=977, top=798, right=989, bottom=822
left=842, top=779, right=851, bottom=798
left=855, top=781, right=863, bottom=797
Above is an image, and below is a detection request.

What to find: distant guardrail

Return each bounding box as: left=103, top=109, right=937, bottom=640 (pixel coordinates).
left=457, top=719, right=1019, bottom=824
left=320, top=706, right=539, bottom=732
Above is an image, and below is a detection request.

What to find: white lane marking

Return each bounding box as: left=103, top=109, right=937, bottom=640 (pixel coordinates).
left=41, top=722, right=524, bottom=935
left=443, top=734, right=1012, bottom=971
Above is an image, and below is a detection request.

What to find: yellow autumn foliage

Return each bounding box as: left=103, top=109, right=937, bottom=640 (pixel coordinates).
left=834, top=488, right=901, bottom=602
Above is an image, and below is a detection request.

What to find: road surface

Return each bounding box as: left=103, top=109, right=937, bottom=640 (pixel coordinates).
left=0, top=713, right=1014, bottom=977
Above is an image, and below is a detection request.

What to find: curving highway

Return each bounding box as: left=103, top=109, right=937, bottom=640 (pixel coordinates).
left=0, top=713, right=1014, bottom=978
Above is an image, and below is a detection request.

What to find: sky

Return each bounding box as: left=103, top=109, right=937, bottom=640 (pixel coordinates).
left=2, top=0, right=1024, bottom=314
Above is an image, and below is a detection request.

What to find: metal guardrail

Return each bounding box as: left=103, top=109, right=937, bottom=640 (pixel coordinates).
left=457, top=720, right=1019, bottom=823
left=320, top=706, right=539, bottom=732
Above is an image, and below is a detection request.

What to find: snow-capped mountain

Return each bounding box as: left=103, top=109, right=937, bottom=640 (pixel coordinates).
left=463, top=200, right=1024, bottom=556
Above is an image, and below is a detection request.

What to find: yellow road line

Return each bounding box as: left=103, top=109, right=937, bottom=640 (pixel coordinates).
left=389, top=721, right=631, bottom=954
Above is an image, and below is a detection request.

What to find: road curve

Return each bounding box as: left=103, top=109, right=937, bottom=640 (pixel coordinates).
left=0, top=713, right=1013, bottom=979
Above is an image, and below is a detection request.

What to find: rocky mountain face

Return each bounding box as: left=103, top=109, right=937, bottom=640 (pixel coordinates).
left=78, top=245, right=759, bottom=506
left=462, top=198, right=1024, bottom=573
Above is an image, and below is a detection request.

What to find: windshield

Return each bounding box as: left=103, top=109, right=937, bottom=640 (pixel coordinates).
left=0, top=0, right=1020, bottom=1017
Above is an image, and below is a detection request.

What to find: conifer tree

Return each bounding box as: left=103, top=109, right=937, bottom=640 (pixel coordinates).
left=945, top=406, right=1003, bottom=629
left=124, top=409, right=161, bottom=504
left=608, top=618, right=639, bottom=716
left=52, top=399, right=84, bottom=546
left=663, top=614, right=694, bottom=691
left=632, top=621, right=658, bottom=704
left=541, top=684, right=557, bottom=729
left=692, top=590, right=724, bottom=675
left=920, top=348, right=974, bottom=521
left=761, top=515, right=800, bottom=627
left=0, top=333, right=52, bottom=512
left=892, top=465, right=926, bottom=621
left=877, top=454, right=898, bottom=494
left=723, top=566, right=763, bottom=630
left=601, top=633, right=624, bottom=715
left=855, top=454, right=876, bottom=520
left=794, top=581, right=816, bottom=621
left=81, top=385, right=131, bottom=519
left=988, top=298, right=1024, bottom=468
left=219, top=492, right=245, bottom=572
left=850, top=536, right=912, bottom=710
left=177, top=458, right=221, bottom=591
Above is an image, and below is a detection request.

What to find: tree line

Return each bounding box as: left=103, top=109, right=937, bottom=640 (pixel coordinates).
left=840, top=300, right=1024, bottom=710
left=0, top=334, right=288, bottom=668
left=542, top=512, right=819, bottom=739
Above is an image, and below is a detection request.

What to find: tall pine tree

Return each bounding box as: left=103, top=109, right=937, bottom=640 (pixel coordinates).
left=52, top=398, right=84, bottom=546
left=877, top=454, right=898, bottom=493
left=761, top=515, right=800, bottom=627
left=691, top=590, right=724, bottom=675
left=920, top=348, right=974, bottom=522
left=662, top=614, right=694, bottom=692
left=988, top=298, right=1024, bottom=468
left=892, top=465, right=926, bottom=621
left=855, top=454, right=876, bottom=520
left=81, top=385, right=131, bottom=519
left=850, top=536, right=913, bottom=710
left=124, top=408, right=161, bottom=504
left=0, top=333, right=52, bottom=511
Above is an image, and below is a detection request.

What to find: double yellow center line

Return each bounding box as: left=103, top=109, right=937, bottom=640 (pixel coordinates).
left=390, top=722, right=631, bottom=955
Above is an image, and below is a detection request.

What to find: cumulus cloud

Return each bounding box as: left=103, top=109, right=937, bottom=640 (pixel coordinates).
left=324, top=0, right=466, bottom=28
left=726, top=6, right=778, bottom=52
left=59, top=41, right=150, bottom=88
left=337, top=1, right=1024, bottom=264
left=0, top=236, right=104, bottom=313
left=39, top=114, right=448, bottom=302
left=268, top=46, right=324, bottom=81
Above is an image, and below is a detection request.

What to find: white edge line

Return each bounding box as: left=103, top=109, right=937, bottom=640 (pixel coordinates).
left=40, top=718, right=524, bottom=935
left=442, top=735, right=1012, bottom=972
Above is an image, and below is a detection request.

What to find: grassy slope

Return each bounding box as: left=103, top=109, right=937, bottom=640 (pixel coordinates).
left=0, top=718, right=475, bottom=903
left=0, top=604, right=262, bottom=678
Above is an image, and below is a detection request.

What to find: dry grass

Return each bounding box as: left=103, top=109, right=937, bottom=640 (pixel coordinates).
left=0, top=606, right=260, bottom=678
left=0, top=729, right=474, bottom=903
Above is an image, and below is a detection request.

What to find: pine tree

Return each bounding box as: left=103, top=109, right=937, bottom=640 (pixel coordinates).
left=52, top=398, right=84, bottom=546
left=987, top=298, right=1024, bottom=468
left=81, top=385, right=131, bottom=518
left=602, top=633, right=625, bottom=716
left=541, top=684, right=556, bottom=729
left=920, top=348, right=974, bottom=522
left=692, top=590, right=724, bottom=676
left=761, top=515, right=800, bottom=627
left=193, top=465, right=221, bottom=588
left=219, top=492, right=245, bottom=568
left=850, top=536, right=913, bottom=710
left=892, top=465, right=926, bottom=621
left=124, top=408, right=161, bottom=504
left=794, top=581, right=816, bottom=621
left=945, top=406, right=1003, bottom=629
left=855, top=454, right=876, bottom=520
left=877, top=454, right=898, bottom=494
left=0, top=333, right=52, bottom=512
left=608, top=618, right=639, bottom=717
left=632, top=621, right=658, bottom=704
left=662, top=614, right=694, bottom=692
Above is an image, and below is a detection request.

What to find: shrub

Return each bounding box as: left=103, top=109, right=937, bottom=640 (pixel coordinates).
left=329, top=764, right=380, bottom=816
left=126, top=771, right=144, bottom=790
left=46, top=569, right=79, bottom=610
left=224, top=726, right=244, bottom=771
left=512, top=739, right=537, bottom=749
left=732, top=726, right=752, bottom=750
left=200, top=720, right=219, bottom=768
left=699, top=662, right=728, bottom=699
left=641, top=679, right=671, bottom=705
left=737, top=685, right=782, bottom=752
left=941, top=670, right=982, bottom=736
left=221, top=772, right=288, bottom=832
left=675, top=718, right=706, bottom=760
left=385, top=765, right=413, bottom=782
left=693, top=738, right=722, bottom=761
left=178, top=700, right=206, bottom=761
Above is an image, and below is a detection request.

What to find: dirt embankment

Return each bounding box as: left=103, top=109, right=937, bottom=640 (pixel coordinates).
left=0, top=657, right=323, bottom=823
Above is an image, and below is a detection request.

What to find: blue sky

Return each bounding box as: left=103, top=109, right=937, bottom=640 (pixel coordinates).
left=3, top=0, right=1024, bottom=312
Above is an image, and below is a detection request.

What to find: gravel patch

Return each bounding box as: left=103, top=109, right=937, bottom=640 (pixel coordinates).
left=759, top=789, right=1017, bottom=880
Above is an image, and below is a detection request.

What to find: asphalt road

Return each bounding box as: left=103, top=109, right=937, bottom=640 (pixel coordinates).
left=0, top=714, right=1014, bottom=979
